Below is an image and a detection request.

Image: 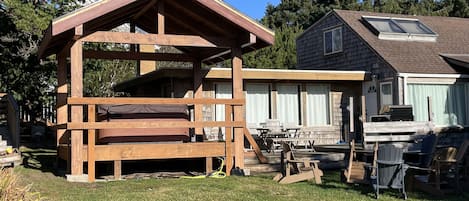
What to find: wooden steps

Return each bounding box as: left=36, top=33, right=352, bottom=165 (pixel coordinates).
left=244, top=149, right=345, bottom=174
left=0, top=152, right=21, bottom=168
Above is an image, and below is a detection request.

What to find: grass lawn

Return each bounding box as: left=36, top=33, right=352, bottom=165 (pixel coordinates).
left=15, top=147, right=469, bottom=201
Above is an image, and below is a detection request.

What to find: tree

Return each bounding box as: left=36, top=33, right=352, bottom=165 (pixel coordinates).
left=244, top=24, right=302, bottom=69
left=243, top=0, right=337, bottom=69
left=0, top=0, right=82, bottom=118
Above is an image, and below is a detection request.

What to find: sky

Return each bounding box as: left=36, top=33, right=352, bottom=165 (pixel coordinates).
left=224, top=0, right=281, bottom=20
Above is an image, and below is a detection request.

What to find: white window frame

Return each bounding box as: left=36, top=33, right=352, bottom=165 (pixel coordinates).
left=379, top=81, right=393, bottom=109
left=323, top=26, right=343, bottom=55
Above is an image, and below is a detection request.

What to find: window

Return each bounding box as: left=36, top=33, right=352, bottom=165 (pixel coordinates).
left=406, top=83, right=467, bottom=126
left=306, top=84, right=330, bottom=126
left=380, top=82, right=393, bottom=109
left=277, top=84, right=301, bottom=125
left=246, top=84, right=270, bottom=125
left=362, top=16, right=437, bottom=42
left=323, top=27, right=342, bottom=55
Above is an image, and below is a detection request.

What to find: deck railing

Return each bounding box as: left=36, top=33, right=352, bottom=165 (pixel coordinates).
left=65, top=97, right=245, bottom=182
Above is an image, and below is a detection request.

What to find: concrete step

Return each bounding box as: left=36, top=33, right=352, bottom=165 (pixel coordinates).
left=246, top=163, right=281, bottom=174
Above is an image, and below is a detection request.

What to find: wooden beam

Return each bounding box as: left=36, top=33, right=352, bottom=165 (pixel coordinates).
left=225, top=105, right=233, bottom=176
left=204, top=68, right=367, bottom=81
left=83, top=50, right=195, bottom=62
left=38, top=26, right=52, bottom=58
left=67, top=97, right=244, bottom=105
left=157, top=0, right=165, bottom=34
left=132, top=0, right=157, bottom=20
left=74, top=24, right=83, bottom=40
left=231, top=47, right=244, bottom=169
left=243, top=127, right=267, bottom=163
left=70, top=40, right=84, bottom=176
left=87, top=105, right=96, bottom=182
left=81, top=31, right=220, bottom=47
left=67, top=121, right=245, bottom=130
left=57, top=50, right=68, bottom=145
left=197, top=0, right=275, bottom=45
left=93, top=143, right=225, bottom=161
left=51, top=0, right=137, bottom=36
left=165, top=0, right=230, bottom=35
left=164, top=10, right=236, bottom=48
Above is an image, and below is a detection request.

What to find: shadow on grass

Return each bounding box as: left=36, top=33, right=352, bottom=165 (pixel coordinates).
left=314, top=171, right=469, bottom=201
left=21, top=146, right=59, bottom=174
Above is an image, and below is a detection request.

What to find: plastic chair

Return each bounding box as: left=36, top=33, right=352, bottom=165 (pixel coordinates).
left=371, top=143, right=407, bottom=200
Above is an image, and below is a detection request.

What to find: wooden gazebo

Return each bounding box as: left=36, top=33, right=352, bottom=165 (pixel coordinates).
left=38, top=0, right=274, bottom=182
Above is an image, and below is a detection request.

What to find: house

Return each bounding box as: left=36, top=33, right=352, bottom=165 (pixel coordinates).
left=114, top=67, right=367, bottom=144
left=38, top=0, right=277, bottom=182
left=297, top=10, right=469, bottom=133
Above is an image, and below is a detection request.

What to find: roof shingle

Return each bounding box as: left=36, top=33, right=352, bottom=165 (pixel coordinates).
left=334, top=10, right=469, bottom=74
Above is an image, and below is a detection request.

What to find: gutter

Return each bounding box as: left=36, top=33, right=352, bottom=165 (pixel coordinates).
left=398, top=73, right=469, bottom=78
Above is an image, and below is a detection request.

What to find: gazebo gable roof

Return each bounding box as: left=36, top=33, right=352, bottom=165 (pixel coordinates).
left=39, top=0, right=275, bottom=63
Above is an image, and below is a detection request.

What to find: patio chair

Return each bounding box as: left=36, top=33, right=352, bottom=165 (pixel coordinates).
left=273, top=142, right=323, bottom=184
left=405, top=133, right=438, bottom=168
left=410, top=140, right=469, bottom=195
left=344, top=140, right=378, bottom=184
left=371, top=143, right=408, bottom=200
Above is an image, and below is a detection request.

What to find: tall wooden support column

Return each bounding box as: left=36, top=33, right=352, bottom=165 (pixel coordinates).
left=193, top=60, right=211, bottom=172
left=70, top=39, right=84, bottom=176
left=57, top=50, right=68, bottom=146
left=231, top=47, right=244, bottom=169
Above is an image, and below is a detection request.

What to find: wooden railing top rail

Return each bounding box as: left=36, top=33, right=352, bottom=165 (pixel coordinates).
left=67, top=121, right=245, bottom=130
left=67, top=97, right=244, bottom=105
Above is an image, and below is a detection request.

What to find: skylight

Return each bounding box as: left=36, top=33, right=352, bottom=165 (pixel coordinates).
left=362, top=16, right=438, bottom=42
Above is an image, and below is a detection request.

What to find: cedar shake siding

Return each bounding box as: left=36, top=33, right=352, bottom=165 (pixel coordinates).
left=296, top=12, right=395, bottom=79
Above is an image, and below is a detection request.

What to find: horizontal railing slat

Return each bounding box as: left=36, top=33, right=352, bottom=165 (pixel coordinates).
left=67, top=121, right=245, bottom=130
left=67, top=97, right=244, bottom=105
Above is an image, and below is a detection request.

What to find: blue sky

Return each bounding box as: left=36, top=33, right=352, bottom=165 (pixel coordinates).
left=224, top=0, right=281, bottom=20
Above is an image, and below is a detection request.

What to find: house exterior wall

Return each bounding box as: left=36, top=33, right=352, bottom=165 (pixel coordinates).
left=127, top=78, right=362, bottom=145
left=203, top=80, right=362, bottom=145
left=296, top=13, right=395, bottom=79
left=297, top=12, right=399, bottom=113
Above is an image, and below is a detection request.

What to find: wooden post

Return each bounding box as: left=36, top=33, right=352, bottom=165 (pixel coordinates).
left=231, top=47, right=244, bottom=169
left=349, top=97, right=354, bottom=133
left=157, top=1, right=165, bottom=34
left=301, top=84, right=307, bottom=126
left=225, top=105, right=233, bottom=176
left=427, top=96, right=433, bottom=122
left=70, top=39, right=83, bottom=176
left=193, top=61, right=203, bottom=135
left=57, top=50, right=68, bottom=145
left=193, top=60, right=211, bottom=173
left=271, top=84, right=277, bottom=119
left=114, top=160, right=122, bottom=180
left=361, top=96, right=366, bottom=123
left=87, top=105, right=96, bottom=182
